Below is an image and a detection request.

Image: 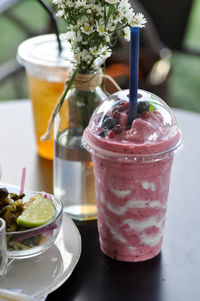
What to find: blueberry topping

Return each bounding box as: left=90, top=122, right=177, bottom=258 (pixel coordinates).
left=102, top=117, right=118, bottom=130
left=114, top=124, right=122, bottom=134
left=113, top=111, right=120, bottom=120
left=98, top=130, right=106, bottom=137
left=117, top=105, right=126, bottom=112
left=102, top=114, right=110, bottom=121
left=137, top=101, right=149, bottom=114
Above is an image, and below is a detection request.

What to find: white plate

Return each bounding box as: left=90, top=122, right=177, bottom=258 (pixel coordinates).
left=0, top=186, right=82, bottom=300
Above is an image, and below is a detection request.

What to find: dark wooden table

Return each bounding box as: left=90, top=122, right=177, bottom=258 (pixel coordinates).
left=0, top=100, right=200, bottom=301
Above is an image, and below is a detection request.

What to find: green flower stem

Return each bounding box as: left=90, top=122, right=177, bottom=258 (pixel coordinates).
left=57, top=68, right=78, bottom=113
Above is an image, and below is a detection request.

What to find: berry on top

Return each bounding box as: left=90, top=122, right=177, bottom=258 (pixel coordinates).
left=137, top=101, right=149, bottom=115
left=102, top=114, right=110, bottom=121
left=102, top=117, right=118, bottom=130
left=124, top=102, right=129, bottom=109
left=98, top=130, right=106, bottom=137
left=113, top=111, right=120, bottom=120
left=108, top=130, right=116, bottom=138
left=114, top=124, right=122, bottom=134
left=98, top=100, right=150, bottom=138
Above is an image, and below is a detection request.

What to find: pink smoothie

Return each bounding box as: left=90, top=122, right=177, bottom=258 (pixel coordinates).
left=83, top=89, right=182, bottom=262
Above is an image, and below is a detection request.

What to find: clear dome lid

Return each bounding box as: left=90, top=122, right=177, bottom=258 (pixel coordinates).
left=17, top=34, right=74, bottom=68
left=83, top=89, right=183, bottom=162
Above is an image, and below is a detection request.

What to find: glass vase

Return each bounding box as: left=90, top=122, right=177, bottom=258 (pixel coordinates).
left=53, top=70, right=107, bottom=220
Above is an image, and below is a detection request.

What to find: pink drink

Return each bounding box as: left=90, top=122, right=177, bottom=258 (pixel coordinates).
left=83, top=89, right=182, bottom=262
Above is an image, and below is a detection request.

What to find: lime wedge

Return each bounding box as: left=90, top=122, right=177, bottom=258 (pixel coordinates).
left=17, top=194, right=56, bottom=228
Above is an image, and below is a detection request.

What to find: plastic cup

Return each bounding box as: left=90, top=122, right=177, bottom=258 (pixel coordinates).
left=82, top=89, right=182, bottom=262
left=17, top=34, right=73, bottom=160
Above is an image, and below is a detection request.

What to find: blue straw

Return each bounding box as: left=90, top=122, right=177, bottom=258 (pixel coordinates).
left=129, top=27, right=139, bottom=124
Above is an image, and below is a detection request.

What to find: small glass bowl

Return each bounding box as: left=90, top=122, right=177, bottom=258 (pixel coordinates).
left=6, top=193, right=63, bottom=259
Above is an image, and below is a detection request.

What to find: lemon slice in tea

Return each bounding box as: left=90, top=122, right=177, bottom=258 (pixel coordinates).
left=17, top=194, right=56, bottom=228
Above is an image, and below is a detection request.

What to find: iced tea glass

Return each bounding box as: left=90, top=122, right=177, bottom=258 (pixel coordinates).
left=17, top=34, right=73, bottom=160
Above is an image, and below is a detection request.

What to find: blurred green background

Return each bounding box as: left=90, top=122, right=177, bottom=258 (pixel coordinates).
left=0, top=0, right=200, bottom=112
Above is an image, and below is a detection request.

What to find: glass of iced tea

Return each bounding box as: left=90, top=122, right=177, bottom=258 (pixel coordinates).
left=17, top=34, right=73, bottom=160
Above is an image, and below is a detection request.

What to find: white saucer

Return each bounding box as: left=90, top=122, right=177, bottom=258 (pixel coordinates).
left=0, top=213, right=82, bottom=300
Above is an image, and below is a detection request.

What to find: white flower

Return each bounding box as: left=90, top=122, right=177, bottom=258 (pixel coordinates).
left=106, top=16, right=117, bottom=32
left=80, top=49, right=92, bottom=62
left=118, top=0, right=131, bottom=13
left=126, top=11, right=135, bottom=24
left=74, top=47, right=81, bottom=55
left=81, top=24, right=94, bottom=35
left=52, top=0, right=146, bottom=70
left=65, top=0, right=74, bottom=8
left=96, top=24, right=106, bottom=36
left=100, top=46, right=112, bottom=59
left=56, top=10, right=64, bottom=17
left=107, top=24, right=116, bottom=32
left=123, top=26, right=130, bottom=41
left=61, top=31, right=74, bottom=41
left=89, top=46, right=99, bottom=56
left=91, top=4, right=104, bottom=17
left=130, top=13, right=147, bottom=28
left=91, top=61, right=99, bottom=70
left=75, top=34, right=83, bottom=43
left=105, top=35, right=110, bottom=43
left=78, top=15, right=89, bottom=26
left=75, top=0, right=88, bottom=9
left=108, top=15, right=118, bottom=26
